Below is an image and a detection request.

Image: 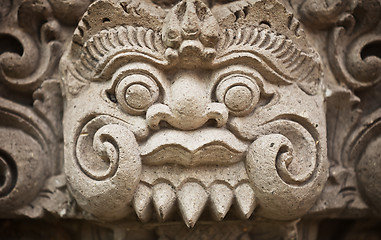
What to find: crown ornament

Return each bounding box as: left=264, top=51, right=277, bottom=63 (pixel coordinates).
left=162, top=0, right=220, bottom=63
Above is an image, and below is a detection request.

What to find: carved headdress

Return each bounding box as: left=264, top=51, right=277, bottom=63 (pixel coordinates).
left=63, top=0, right=321, bottom=96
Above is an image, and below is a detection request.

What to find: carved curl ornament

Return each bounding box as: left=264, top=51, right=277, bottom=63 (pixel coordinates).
left=294, top=0, right=381, bottom=89
left=291, top=0, right=381, bottom=219
left=2, top=0, right=381, bottom=238
left=60, top=0, right=328, bottom=226
left=0, top=0, right=75, bottom=217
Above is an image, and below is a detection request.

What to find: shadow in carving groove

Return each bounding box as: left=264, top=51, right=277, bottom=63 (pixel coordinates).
left=0, top=219, right=114, bottom=240
left=361, top=41, right=381, bottom=60
left=0, top=34, right=23, bottom=56
left=318, top=219, right=381, bottom=240
left=0, top=149, right=17, bottom=198
left=0, top=34, right=34, bottom=105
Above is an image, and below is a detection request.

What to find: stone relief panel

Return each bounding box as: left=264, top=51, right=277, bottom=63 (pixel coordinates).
left=288, top=0, right=381, bottom=220
left=291, top=0, right=381, bottom=89
left=0, top=0, right=92, bottom=218
left=60, top=0, right=328, bottom=227
left=0, top=0, right=380, bottom=239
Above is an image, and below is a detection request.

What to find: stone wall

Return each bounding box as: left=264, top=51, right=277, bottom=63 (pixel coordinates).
left=0, top=0, right=380, bottom=239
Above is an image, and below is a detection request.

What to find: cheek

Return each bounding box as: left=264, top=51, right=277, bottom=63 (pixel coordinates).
left=227, top=85, right=324, bottom=141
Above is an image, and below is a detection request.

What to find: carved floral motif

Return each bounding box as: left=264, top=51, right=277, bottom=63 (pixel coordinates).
left=0, top=0, right=91, bottom=217
left=293, top=0, right=381, bottom=89
left=292, top=0, right=381, bottom=218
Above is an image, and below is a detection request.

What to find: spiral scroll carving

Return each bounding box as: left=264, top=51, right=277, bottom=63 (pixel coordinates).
left=0, top=127, right=47, bottom=212
left=348, top=110, right=381, bottom=214
left=274, top=135, right=313, bottom=185
left=0, top=96, right=55, bottom=213
left=245, top=120, right=327, bottom=220
left=0, top=1, right=61, bottom=92
left=0, top=0, right=92, bottom=92
left=66, top=116, right=142, bottom=220
left=0, top=150, right=17, bottom=198
left=295, top=0, right=381, bottom=89
left=328, top=0, right=381, bottom=89
left=76, top=117, right=121, bottom=181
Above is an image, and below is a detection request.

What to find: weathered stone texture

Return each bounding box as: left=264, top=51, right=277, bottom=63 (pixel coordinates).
left=0, top=0, right=380, bottom=239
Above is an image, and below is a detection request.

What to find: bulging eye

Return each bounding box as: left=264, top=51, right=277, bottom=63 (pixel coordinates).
left=216, top=75, right=260, bottom=116
left=115, top=74, right=159, bottom=115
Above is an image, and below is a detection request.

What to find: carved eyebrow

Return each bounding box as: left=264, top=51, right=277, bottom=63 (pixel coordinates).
left=214, top=27, right=321, bottom=95
left=75, top=26, right=168, bottom=81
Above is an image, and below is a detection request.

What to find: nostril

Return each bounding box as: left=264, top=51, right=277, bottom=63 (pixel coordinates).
left=158, top=120, right=173, bottom=129
left=205, top=103, right=229, bottom=128
left=203, top=119, right=218, bottom=128
left=146, top=103, right=173, bottom=130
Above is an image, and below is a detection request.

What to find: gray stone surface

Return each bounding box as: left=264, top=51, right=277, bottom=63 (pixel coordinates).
left=0, top=0, right=380, bottom=239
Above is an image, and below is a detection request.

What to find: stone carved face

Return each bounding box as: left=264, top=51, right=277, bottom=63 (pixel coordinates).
left=60, top=0, right=328, bottom=226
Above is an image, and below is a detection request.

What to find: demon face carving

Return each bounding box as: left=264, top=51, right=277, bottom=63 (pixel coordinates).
left=60, top=0, right=328, bottom=226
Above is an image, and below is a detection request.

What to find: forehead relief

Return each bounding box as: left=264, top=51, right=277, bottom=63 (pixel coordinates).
left=62, top=0, right=321, bottom=95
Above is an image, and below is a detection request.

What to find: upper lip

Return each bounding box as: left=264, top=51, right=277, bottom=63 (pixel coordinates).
left=140, top=128, right=249, bottom=166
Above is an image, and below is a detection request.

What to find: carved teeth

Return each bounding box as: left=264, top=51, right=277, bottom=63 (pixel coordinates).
left=177, top=182, right=208, bottom=228
left=134, top=181, right=256, bottom=225
left=152, top=183, right=176, bottom=221
left=234, top=183, right=256, bottom=219
left=209, top=183, right=233, bottom=221
left=133, top=184, right=153, bottom=222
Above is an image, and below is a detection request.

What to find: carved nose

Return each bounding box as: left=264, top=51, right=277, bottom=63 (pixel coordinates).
left=146, top=102, right=228, bottom=130
left=146, top=72, right=228, bottom=130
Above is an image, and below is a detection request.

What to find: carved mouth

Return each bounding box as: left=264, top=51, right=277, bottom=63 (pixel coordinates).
left=140, top=128, right=249, bottom=166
